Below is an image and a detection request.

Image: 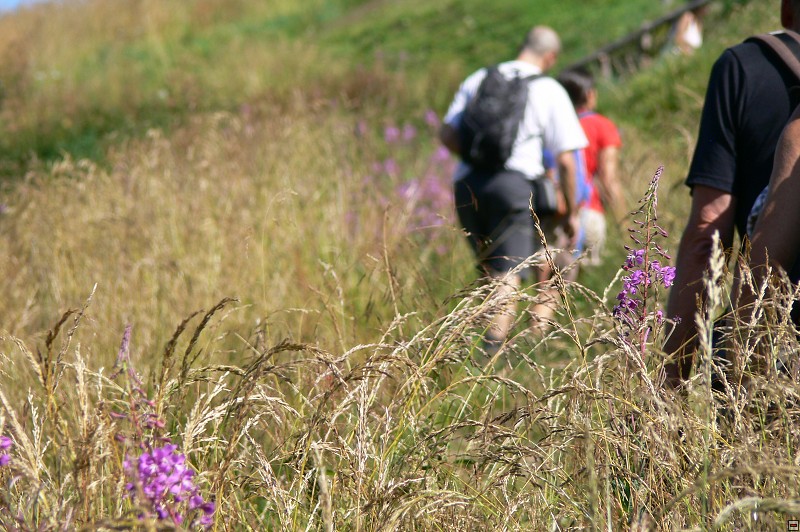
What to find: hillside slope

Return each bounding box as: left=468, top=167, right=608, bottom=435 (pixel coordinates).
left=0, top=0, right=722, bottom=172
left=3, top=2, right=800, bottom=531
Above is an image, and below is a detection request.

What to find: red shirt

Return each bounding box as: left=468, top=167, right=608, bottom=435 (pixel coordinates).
left=579, top=111, right=622, bottom=212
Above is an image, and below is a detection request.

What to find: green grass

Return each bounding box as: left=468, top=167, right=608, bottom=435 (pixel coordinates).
left=321, top=0, right=676, bottom=71
left=0, top=0, right=374, bottom=171
left=0, top=0, right=726, bottom=175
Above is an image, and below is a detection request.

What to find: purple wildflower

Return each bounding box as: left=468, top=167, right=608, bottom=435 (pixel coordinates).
left=424, top=109, right=440, bottom=128
left=625, top=249, right=646, bottom=269
left=0, top=435, right=12, bottom=467
left=384, top=126, right=400, bottom=143
left=614, top=253, right=673, bottom=322
left=433, top=145, right=451, bottom=163
left=383, top=158, right=399, bottom=177
left=124, top=444, right=214, bottom=527
left=624, top=269, right=648, bottom=294
left=612, top=167, right=676, bottom=335
left=660, top=265, right=676, bottom=287
left=402, top=124, right=417, bottom=142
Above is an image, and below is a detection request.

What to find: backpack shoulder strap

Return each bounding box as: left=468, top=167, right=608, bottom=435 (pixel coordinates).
left=522, top=73, right=543, bottom=83
left=746, top=30, right=800, bottom=83
left=494, top=63, right=542, bottom=84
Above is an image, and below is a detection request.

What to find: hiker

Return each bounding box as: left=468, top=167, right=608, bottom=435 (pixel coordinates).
left=665, top=4, right=708, bottom=56
left=557, top=67, right=625, bottom=265
left=439, top=25, right=588, bottom=352
left=664, top=0, right=800, bottom=387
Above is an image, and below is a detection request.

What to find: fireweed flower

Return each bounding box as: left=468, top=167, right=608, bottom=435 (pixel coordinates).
left=383, top=158, right=399, bottom=177
left=614, top=258, right=675, bottom=325
left=424, top=109, right=440, bottom=128
left=612, top=167, right=676, bottom=334
left=112, top=327, right=214, bottom=527
left=353, top=111, right=457, bottom=256
left=0, top=435, right=12, bottom=467
left=625, top=249, right=646, bottom=269
left=402, top=124, right=417, bottom=141
left=124, top=444, right=215, bottom=527
left=384, top=125, right=400, bottom=143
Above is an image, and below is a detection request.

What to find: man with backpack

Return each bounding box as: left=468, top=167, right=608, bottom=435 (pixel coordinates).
left=439, top=25, right=588, bottom=353
left=664, top=0, right=800, bottom=387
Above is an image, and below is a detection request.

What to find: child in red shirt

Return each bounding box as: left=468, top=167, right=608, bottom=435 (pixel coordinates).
left=557, top=68, right=624, bottom=264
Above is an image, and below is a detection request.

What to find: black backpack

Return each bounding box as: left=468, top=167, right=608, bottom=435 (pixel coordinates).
left=458, top=66, right=541, bottom=171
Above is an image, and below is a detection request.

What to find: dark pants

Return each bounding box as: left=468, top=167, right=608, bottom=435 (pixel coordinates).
left=454, top=169, right=542, bottom=280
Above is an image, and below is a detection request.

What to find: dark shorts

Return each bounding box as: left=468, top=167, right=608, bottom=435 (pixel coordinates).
left=454, top=169, right=548, bottom=279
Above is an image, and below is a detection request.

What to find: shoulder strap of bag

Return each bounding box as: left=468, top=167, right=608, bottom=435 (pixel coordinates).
left=499, top=64, right=543, bottom=84
left=747, top=30, right=800, bottom=84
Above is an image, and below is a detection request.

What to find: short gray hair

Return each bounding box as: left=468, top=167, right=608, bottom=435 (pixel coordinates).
left=522, top=26, right=561, bottom=56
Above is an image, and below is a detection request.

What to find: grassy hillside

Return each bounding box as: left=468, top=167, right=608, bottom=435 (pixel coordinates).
left=0, top=0, right=697, bottom=172
left=322, top=0, right=673, bottom=71
left=1, top=0, right=799, bottom=530
left=0, top=0, right=372, bottom=167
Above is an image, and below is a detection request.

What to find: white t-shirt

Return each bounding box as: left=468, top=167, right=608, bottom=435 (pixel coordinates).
left=443, top=60, right=588, bottom=181
left=683, top=18, right=703, bottom=49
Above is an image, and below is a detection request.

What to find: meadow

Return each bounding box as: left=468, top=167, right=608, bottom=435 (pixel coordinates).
left=1, top=0, right=799, bottom=529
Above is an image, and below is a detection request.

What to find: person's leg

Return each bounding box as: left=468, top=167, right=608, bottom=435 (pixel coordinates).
left=478, top=171, right=537, bottom=349
left=482, top=272, right=521, bottom=354
left=580, top=207, right=607, bottom=266
left=455, top=173, right=516, bottom=353
left=529, top=207, right=603, bottom=327
left=454, top=178, right=487, bottom=272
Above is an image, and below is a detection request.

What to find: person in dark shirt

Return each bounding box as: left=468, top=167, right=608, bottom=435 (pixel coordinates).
left=664, top=0, right=800, bottom=387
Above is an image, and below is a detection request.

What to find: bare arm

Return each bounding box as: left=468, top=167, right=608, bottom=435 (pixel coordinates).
left=556, top=150, right=578, bottom=215
left=595, top=146, right=625, bottom=221
left=556, top=150, right=580, bottom=242
left=439, top=123, right=460, bottom=155
left=663, top=185, right=736, bottom=386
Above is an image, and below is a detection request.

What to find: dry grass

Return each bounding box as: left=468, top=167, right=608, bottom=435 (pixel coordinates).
left=0, top=98, right=467, bottom=358
left=2, top=56, right=797, bottom=532
left=2, top=209, right=800, bottom=529
left=1, top=0, right=798, bottom=530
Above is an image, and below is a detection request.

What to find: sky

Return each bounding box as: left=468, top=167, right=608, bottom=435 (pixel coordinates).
left=0, top=0, right=39, bottom=11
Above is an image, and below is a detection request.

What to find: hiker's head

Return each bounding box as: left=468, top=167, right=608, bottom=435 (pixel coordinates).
left=783, top=0, right=800, bottom=30
left=557, top=68, right=596, bottom=111
left=520, top=26, right=561, bottom=71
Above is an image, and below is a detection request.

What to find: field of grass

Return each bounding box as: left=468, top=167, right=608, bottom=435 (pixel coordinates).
left=1, top=0, right=800, bottom=529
